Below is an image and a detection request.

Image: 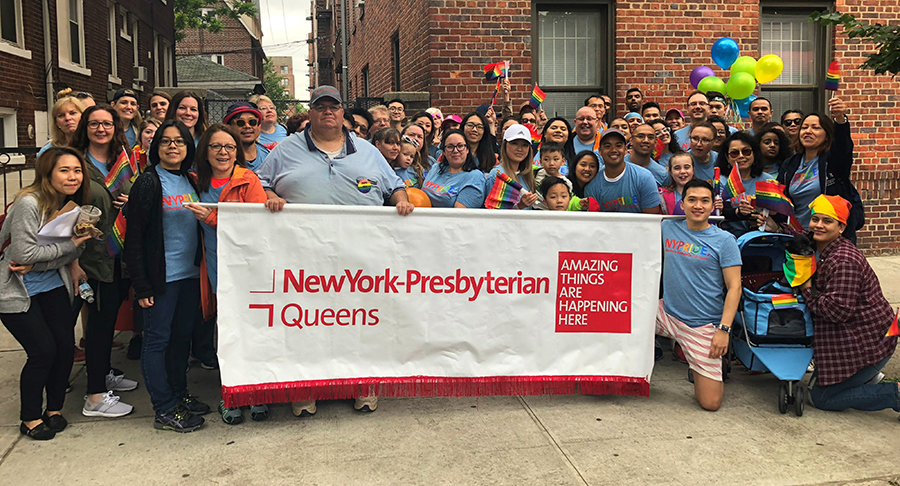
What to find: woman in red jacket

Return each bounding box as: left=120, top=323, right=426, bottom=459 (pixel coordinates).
left=185, top=123, right=267, bottom=425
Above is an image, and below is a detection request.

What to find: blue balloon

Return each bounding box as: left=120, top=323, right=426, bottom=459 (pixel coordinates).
left=736, top=95, right=757, bottom=118
left=711, top=38, right=740, bottom=70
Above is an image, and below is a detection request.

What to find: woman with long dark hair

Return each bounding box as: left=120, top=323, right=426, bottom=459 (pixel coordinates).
left=460, top=112, right=497, bottom=173
left=755, top=123, right=791, bottom=176
left=166, top=91, right=209, bottom=145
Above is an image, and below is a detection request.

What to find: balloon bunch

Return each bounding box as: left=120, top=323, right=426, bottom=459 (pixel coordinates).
left=689, top=38, right=784, bottom=122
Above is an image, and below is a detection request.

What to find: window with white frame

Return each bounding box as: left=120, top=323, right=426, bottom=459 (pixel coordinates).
left=162, top=39, right=174, bottom=86
left=119, top=7, right=131, bottom=41
left=1, top=0, right=29, bottom=58
left=280, top=66, right=289, bottom=74
left=132, top=16, right=139, bottom=67
left=153, top=32, right=159, bottom=86
left=57, top=0, right=88, bottom=73
left=211, top=54, right=224, bottom=65
left=107, top=2, right=118, bottom=81
left=0, top=108, right=24, bottom=164
left=760, top=3, right=829, bottom=116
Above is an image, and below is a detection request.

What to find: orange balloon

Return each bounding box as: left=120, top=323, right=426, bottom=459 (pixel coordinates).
left=406, top=187, right=432, bottom=207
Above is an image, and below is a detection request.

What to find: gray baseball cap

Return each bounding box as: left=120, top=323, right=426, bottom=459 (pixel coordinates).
left=310, top=85, right=342, bottom=105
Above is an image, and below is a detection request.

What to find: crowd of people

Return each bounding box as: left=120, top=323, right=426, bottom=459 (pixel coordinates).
left=0, top=80, right=896, bottom=440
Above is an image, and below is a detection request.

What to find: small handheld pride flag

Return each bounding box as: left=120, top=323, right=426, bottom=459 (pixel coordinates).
left=724, top=163, right=746, bottom=201
left=484, top=172, right=522, bottom=209
left=483, top=62, right=508, bottom=80
left=825, top=61, right=840, bottom=91
left=755, top=180, right=795, bottom=216
left=885, top=308, right=899, bottom=339
left=529, top=85, right=546, bottom=109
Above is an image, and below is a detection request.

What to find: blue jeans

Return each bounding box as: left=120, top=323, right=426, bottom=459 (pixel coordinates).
left=810, top=356, right=900, bottom=412
left=140, top=278, right=199, bottom=415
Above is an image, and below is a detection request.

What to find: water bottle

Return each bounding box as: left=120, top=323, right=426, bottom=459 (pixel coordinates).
left=78, top=278, right=95, bottom=304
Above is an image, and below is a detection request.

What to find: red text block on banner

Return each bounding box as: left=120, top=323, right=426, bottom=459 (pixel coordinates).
left=555, top=252, right=632, bottom=333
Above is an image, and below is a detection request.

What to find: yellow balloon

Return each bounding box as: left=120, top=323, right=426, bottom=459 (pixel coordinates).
left=756, top=55, right=784, bottom=84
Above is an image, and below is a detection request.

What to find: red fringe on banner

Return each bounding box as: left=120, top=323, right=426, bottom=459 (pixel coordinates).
left=222, top=375, right=649, bottom=407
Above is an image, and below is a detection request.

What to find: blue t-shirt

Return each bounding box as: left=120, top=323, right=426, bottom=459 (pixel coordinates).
left=662, top=219, right=741, bottom=327
left=246, top=143, right=270, bottom=173
left=38, top=142, right=52, bottom=157
left=125, top=125, right=136, bottom=149
left=624, top=154, right=668, bottom=186
left=87, top=153, right=110, bottom=178
left=394, top=167, right=418, bottom=188
left=156, top=165, right=200, bottom=283
left=691, top=152, right=718, bottom=185
left=790, top=155, right=820, bottom=227
left=584, top=163, right=660, bottom=213
left=22, top=269, right=64, bottom=297
left=199, top=183, right=226, bottom=294
left=674, top=126, right=692, bottom=152
left=422, top=166, right=486, bottom=208
left=258, top=124, right=288, bottom=150
left=572, top=135, right=600, bottom=159
left=658, top=152, right=673, bottom=170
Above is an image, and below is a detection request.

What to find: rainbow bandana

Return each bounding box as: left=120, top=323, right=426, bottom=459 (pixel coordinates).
left=809, top=194, right=851, bottom=225
left=783, top=252, right=817, bottom=288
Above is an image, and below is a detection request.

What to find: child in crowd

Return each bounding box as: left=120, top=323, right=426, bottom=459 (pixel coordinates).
left=533, top=142, right=572, bottom=210
left=392, top=140, right=424, bottom=189
left=659, top=153, right=694, bottom=215
left=540, top=175, right=600, bottom=212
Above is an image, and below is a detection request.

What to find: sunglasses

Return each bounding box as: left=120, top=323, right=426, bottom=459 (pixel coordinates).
left=232, top=118, right=259, bottom=127
left=782, top=118, right=802, bottom=127
left=728, top=147, right=753, bottom=158
left=402, top=135, right=420, bottom=148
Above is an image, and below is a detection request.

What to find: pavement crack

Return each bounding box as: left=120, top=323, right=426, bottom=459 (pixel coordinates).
left=517, top=396, right=589, bottom=486
left=0, top=434, right=22, bottom=467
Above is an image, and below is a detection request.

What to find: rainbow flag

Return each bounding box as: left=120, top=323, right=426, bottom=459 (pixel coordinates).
left=484, top=172, right=522, bottom=209
left=651, top=138, right=666, bottom=160
left=483, top=62, right=508, bottom=80
left=106, top=213, right=127, bottom=256
left=529, top=85, right=546, bottom=109
left=783, top=252, right=816, bottom=288
left=104, top=149, right=138, bottom=195
left=885, top=308, right=899, bottom=339
left=525, top=123, right=542, bottom=152
left=756, top=180, right=795, bottom=216
left=724, top=163, right=746, bottom=200
left=771, top=294, right=801, bottom=309
left=713, top=167, right=721, bottom=194
left=825, top=61, right=840, bottom=91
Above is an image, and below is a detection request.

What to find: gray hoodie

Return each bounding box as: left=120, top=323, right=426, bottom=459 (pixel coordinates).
left=0, top=194, right=83, bottom=314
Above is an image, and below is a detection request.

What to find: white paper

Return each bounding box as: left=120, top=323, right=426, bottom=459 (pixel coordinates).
left=36, top=206, right=80, bottom=245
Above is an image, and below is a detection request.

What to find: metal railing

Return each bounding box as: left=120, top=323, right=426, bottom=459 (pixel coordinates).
left=1, top=147, right=40, bottom=211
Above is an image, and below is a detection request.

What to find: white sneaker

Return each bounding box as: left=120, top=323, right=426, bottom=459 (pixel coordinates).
left=82, top=391, right=134, bottom=418
left=106, top=370, right=138, bottom=392
left=354, top=396, right=378, bottom=413
left=291, top=400, right=316, bottom=417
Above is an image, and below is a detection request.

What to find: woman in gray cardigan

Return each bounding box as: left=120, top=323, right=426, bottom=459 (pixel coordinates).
left=0, top=147, right=92, bottom=440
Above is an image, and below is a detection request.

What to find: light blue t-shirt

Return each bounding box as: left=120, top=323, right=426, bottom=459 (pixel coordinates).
left=87, top=153, right=110, bottom=178
left=422, top=165, right=486, bottom=208
left=258, top=128, right=405, bottom=206
left=789, top=155, right=820, bottom=227
left=125, top=125, right=136, bottom=149
left=625, top=153, right=668, bottom=186
left=199, top=183, right=226, bottom=294
left=662, top=219, right=741, bottom=328
left=584, top=163, right=660, bottom=213
left=258, top=124, right=288, bottom=150
left=37, top=142, right=52, bottom=157
left=658, top=152, right=673, bottom=170
left=485, top=166, right=533, bottom=209
left=691, top=152, right=718, bottom=184
left=22, top=270, right=64, bottom=297
left=572, top=135, right=600, bottom=159
left=156, top=165, right=200, bottom=283
left=394, top=167, right=418, bottom=188
left=246, top=143, right=270, bottom=173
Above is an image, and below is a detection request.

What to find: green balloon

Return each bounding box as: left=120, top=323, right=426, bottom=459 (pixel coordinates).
left=730, top=56, right=757, bottom=77
left=698, top=76, right=726, bottom=94
left=726, top=72, right=756, bottom=100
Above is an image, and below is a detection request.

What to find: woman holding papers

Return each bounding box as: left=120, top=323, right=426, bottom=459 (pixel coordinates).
left=0, top=147, right=92, bottom=440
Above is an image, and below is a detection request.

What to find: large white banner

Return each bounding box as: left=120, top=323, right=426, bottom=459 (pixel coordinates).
left=217, top=204, right=662, bottom=406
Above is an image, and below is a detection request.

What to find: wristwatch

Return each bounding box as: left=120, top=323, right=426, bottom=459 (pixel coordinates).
left=712, top=323, right=731, bottom=333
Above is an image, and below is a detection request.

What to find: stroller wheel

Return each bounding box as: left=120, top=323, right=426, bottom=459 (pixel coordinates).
left=777, top=383, right=789, bottom=414
left=794, top=386, right=805, bottom=417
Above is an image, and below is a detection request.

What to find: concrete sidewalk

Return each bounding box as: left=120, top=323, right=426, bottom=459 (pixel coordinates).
left=0, top=258, right=898, bottom=486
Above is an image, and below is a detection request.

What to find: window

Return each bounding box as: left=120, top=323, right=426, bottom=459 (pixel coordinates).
left=162, top=39, right=174, bottom=86
left=57, top=0, right=89, bottom=74
left=119, top=7, right=131, bottom=41
left=132, top=16, right=139, bottom=67
left=211, top=54, right=224, bottom=65
left=280, top=66, right=289, bottom=74
left=533, top=4, right=612, bottom=119
left=391, top=31, right=400, bottom=91
left=280, top=78, right=289, bottom=87
left=0, top=108, right=24, bottom=164
left=0, top=0, right=29, bottom=58
left=362, top=64, right=369, bottom=97
left=760, top=4, right=830, bottom=116
left=153, top=32, right=159, bottom=86
left=107, top=2, right=119, bottom=82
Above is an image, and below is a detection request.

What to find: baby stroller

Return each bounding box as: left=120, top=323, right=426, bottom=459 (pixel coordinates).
left=732, top=231, right=814, bottom=416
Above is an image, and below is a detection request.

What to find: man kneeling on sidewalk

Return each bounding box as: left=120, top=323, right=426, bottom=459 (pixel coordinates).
left=657, top=179, right=742, bottom=411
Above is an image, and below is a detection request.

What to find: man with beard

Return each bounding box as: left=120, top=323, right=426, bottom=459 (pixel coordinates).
left=223, top=102, right=269, bottom=173
left=585, top=128, right=660, bottom=213
left=625, top=124, right=668, bottom=186
left=748, top=97, right=773, bottom=136
left=625, top=88, right=644, bottom=114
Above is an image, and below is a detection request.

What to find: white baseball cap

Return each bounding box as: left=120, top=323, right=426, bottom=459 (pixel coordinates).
left=503, top=124, right=531, bottom=143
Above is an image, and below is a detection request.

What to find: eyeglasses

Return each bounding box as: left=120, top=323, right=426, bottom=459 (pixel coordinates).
left=574, top=117, right=598, bottom=123
left=209, top=143, right=237, bottom=153
left=632, top=133, right=656, bottom=141
left=232, top=118, right=259, bottom=127
left=388, top=107, right=405, bottom=112
left=87, top=121, right=114, bottom=129
left=690, top=136, right=713, bottom=144
left=464, top=122, right=484, bottom=131
left=728, top=147, right=753, bottom=158
left=311, top=104, right=341, bottom=113
left=654, top=129, right=670, bottom=137
left=444, top=143, right=467, bottom=152
left=75, top=92, right=92, bottom=99
left=160, top=138, right=186, bottom=147
left=782, top=118, right=801, bottom=127
left=150, top=101, right=167, bottom=108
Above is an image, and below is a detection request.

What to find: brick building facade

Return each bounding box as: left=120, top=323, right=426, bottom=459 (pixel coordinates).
left=0, top=0, right=175, bottom=159
left=313, top=0, right=900, bottom=255
left=271, top=56, right=295, bottom=98
left=176, top=0, right=266, bottom=81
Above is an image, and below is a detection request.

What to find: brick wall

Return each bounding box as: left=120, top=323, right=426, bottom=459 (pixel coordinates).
left=178, top=16, right=259, bottom=78
left=0, top=0, right=46, bottom=154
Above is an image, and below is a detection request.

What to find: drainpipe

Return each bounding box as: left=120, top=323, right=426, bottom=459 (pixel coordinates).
left=340, top=0, right=348, bottom=101
left=42, top=0, right=54, bottom=127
